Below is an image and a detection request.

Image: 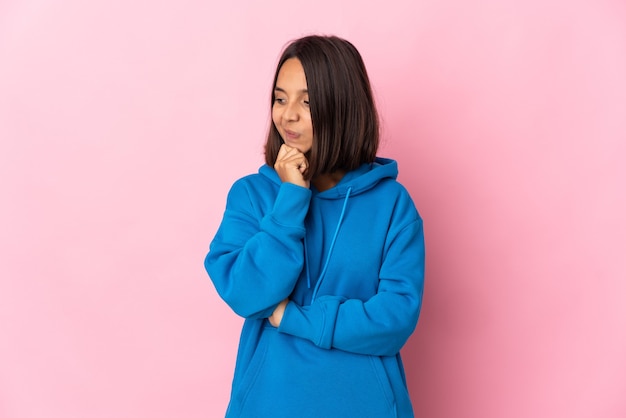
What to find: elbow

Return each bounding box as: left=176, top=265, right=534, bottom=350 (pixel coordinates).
left=383, top=324, right=417, bottom=356
left=384, top=305, right=421, bottom=356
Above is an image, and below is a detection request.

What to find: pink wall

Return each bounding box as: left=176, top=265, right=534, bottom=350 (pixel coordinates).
left=1, top=1, right=624, bottom=417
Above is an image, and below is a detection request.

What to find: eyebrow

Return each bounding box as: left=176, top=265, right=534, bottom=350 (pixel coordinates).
left=274, top=87, right=308, bottom=94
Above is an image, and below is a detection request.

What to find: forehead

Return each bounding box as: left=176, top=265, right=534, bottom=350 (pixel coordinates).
left=275, top=58, right=308, bottom=91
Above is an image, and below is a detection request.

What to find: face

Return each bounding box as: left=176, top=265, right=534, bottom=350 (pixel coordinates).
left=272, top=58, right=313, bottom=154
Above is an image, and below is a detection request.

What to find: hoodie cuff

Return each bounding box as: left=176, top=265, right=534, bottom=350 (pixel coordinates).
left=273, top=182, right=312, bottom=226
left=259, top=183, right=311, bottom=239
left=278, top=296, right=343, bottom=349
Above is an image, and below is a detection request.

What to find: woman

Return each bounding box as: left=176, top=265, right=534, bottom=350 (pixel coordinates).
left=205, top=35, right=425, bottom=418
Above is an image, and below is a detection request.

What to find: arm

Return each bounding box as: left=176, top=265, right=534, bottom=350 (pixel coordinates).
left=277, top=218, right=425, bottom=357
left=204, top=180, right=312, bottom=319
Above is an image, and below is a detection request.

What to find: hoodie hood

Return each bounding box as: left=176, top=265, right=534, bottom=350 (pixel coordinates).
left=259, top=157, right=398, bottom=198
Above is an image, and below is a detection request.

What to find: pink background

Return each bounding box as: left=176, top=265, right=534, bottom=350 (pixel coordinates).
left=1, top=1, right=625, bottom=417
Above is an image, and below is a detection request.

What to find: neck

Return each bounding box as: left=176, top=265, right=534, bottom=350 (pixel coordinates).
left=312, top=171, right=346, bottom=192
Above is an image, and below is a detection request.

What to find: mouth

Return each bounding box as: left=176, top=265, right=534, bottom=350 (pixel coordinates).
left=283, top=128, right=300, bottom=140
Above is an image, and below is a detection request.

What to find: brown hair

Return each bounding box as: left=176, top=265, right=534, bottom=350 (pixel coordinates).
left=264, top=35, right=379, bottom=179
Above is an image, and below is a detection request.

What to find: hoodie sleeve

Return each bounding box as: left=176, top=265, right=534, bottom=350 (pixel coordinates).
left=204, top=179, right=312, bottom=319
left=278, top=216, right=425, bottom=357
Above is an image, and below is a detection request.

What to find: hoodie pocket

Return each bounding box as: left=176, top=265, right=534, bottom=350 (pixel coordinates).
left=233, top=326, right=396, bottom=418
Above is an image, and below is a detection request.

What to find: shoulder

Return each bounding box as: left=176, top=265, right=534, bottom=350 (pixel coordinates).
left=225, top=170, right=280, bottom=211
left=372, top=178, right=422, bottom=227
left=230, top=172, right=266, bottom=189
left=228, top=165, right=277, bottom=194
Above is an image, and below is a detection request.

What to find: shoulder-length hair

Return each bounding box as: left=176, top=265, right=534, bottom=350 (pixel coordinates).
left=264, top=35, right=379, bottom=179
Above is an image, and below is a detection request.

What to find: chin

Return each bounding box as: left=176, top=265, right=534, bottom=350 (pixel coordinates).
left=283, top=140, right=311, bottom=154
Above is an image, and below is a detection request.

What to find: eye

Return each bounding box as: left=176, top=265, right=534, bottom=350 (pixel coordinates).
left=303, top=100, right=310, bottom=107
left=274, top=97, right=286, bottom=105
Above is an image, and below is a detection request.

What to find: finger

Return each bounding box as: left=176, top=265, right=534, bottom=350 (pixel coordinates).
left=277, top=147, right=304, bottom=163
left=298, top=158, right=308, bottom=174
left=276, top=144, right=292, bottom=160
left=279, top=153, right=307, bottom=168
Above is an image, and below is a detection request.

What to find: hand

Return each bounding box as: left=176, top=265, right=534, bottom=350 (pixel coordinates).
left=269, top=299, right=289, bottom=327
left=274, top=144, right=310, bottom=188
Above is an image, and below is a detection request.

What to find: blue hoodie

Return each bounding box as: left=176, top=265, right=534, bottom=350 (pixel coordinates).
left=205, top=157, right=425, bottom=418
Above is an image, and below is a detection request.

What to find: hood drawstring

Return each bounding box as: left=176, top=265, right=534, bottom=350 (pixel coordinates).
left=305, top=237, right=311, bottom=289
left=310, top=187, right=352, bottom=301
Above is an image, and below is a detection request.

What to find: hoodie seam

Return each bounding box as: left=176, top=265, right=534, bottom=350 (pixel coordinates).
left=267, top=214, right=307, bottom=232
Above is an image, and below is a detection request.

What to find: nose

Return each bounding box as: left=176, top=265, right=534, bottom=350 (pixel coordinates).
left=283, top=102, right=299, bottom=122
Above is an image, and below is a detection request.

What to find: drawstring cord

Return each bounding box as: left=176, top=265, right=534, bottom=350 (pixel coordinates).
left=310, top=187, right=352, bottom=301
left=305, top=237, right=311, bottom=289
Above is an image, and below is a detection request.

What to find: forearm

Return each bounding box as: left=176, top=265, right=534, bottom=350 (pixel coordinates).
left=206, top=231, right=304, bottom=318
left=279, top=291, right=422, bottom=356
left=205, top=181, right=312, bottom=318
left=277, top=219, right=425, bottom=356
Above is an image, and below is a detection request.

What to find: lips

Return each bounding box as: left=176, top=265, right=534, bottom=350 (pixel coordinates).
left=283, top=128, right=300, bottom=140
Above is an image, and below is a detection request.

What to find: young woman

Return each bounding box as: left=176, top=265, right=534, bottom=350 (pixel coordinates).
left=205, top=35, right=425, bottom=418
